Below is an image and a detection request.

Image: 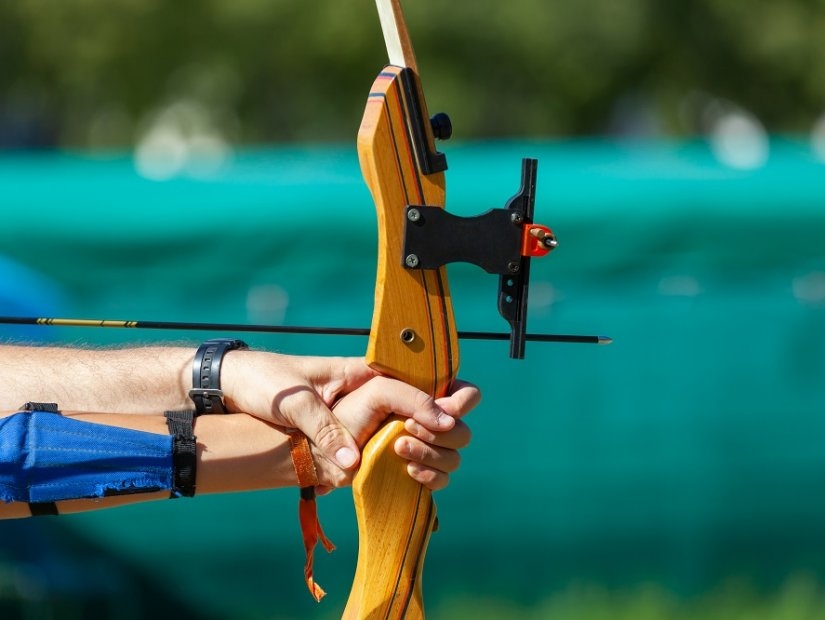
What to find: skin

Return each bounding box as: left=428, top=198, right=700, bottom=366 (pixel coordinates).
left=0, top=345, right=479, bottom=518
left=0, top=345, right=473, bottom=472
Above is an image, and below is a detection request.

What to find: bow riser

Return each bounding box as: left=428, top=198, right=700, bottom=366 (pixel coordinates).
left=344, top=63, right=458, bottom=619
left=361, top=66, right=458, bottom=394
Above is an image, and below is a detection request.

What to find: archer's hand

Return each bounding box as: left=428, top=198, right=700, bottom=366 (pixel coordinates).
left=220, top=352, right=378, bottom=470
left=312, top=377, right=478, bottom=493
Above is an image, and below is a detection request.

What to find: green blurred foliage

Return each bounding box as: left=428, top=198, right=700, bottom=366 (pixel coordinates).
left=0, top=0, right=823, bottom=148
left=5, top=567, right=825, bottom=620
left=428, top=575, right=825, bottom=620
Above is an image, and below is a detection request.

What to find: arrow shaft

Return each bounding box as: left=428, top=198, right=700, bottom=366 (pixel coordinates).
left=0, top=316, right=609, bottom=344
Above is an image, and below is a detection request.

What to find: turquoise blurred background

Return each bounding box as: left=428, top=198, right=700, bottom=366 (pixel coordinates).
left=3, top=0, right=825, bottom=616
left=1, top=138, right=824, bottom=618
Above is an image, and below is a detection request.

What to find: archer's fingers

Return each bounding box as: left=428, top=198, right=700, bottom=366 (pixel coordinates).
left=407, top=464, right=450, bottom=491
left=403, top=417, right=471, bottom=451
left=434, top=379, right=481, bottom=420
left=355, top=376, right=456, bottom=433
left=395, top=435, right=461, bottom=492
left=395, top=435, right=462, bottom=473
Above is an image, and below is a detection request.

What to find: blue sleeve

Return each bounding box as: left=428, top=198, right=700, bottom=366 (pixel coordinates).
left=0, top=411, right=174, bottom=503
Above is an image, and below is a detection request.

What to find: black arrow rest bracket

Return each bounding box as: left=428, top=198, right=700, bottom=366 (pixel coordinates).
left=402, top=158, right=554, bottom=359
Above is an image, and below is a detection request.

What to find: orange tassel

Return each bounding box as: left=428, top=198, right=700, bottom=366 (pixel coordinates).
left=288, top=431, right=335, bottom=601
left=299, top=486, right=336, bottom=601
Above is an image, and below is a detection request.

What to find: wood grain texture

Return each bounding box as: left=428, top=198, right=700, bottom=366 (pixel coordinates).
left=342, top=64, right=459, bottom=620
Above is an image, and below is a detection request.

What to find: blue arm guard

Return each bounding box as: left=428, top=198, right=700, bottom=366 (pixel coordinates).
left=0, top=410, right=175, bottom=504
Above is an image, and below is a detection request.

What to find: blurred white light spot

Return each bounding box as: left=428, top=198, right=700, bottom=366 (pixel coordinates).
left=134, top=125, right=188, bottom=181
left=812, top=113, right=825, bottom=162
left=709, top=110, right=769, bottom=170
left=528, top=281, right=558, bottom=310
left=247, top=284, right=290, bottom=325
left=792, top=271, right=825, bottom=306
left=658, top=275, right=702, bottom=297
left=185, top=133, right=231, bottom=178
left=134, top=98, right=233, bottom=180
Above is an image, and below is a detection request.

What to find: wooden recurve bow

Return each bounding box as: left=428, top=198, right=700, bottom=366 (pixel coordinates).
left=341, top=0, right=591, bottom=615
left=343, top=1, right=456, bottom=618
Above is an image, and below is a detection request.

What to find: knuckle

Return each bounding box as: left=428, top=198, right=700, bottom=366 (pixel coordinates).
left=313, top=420, right=344, bottom=451
left=414, top=467, right=444, bottom=490
left=414, top=390, right=437, bottom=412
left=407, top=438, right=431, bottom=463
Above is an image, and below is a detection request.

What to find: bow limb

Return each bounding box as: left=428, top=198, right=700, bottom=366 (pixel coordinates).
left=343, top=2, right=458, bottom=618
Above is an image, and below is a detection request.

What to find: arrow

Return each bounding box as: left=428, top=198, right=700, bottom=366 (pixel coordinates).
left=0, top=316, right=611, bottom=345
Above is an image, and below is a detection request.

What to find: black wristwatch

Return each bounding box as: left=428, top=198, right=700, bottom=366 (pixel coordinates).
left=189, top=338, right=248, bottom=414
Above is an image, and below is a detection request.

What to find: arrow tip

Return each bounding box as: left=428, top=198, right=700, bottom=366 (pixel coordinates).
left=597, top=336, right=613, bottom=345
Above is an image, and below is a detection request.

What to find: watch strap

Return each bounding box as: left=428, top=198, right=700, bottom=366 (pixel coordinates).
left=189, top=338, right=248, bottom=414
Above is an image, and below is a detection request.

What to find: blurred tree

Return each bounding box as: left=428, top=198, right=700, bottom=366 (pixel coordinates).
left=0, top=0, right=822, bottom=148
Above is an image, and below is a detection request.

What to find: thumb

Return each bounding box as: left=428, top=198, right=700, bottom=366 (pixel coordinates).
left=287, top=389, right=361, bottom=470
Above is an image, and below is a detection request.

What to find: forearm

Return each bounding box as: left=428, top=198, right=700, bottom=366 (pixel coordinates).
left=0, top=411, right=297, bottom=519
left=0, top=344, right=193, bottom=413
left=72, top=412, right=297, bottom=493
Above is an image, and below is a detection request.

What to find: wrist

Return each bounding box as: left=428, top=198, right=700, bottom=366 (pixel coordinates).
left=215, top=347, right=247, bottom=414
left=217, top=349, right=279, bottom=417
left=188, top=413, right=296, bottom=494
